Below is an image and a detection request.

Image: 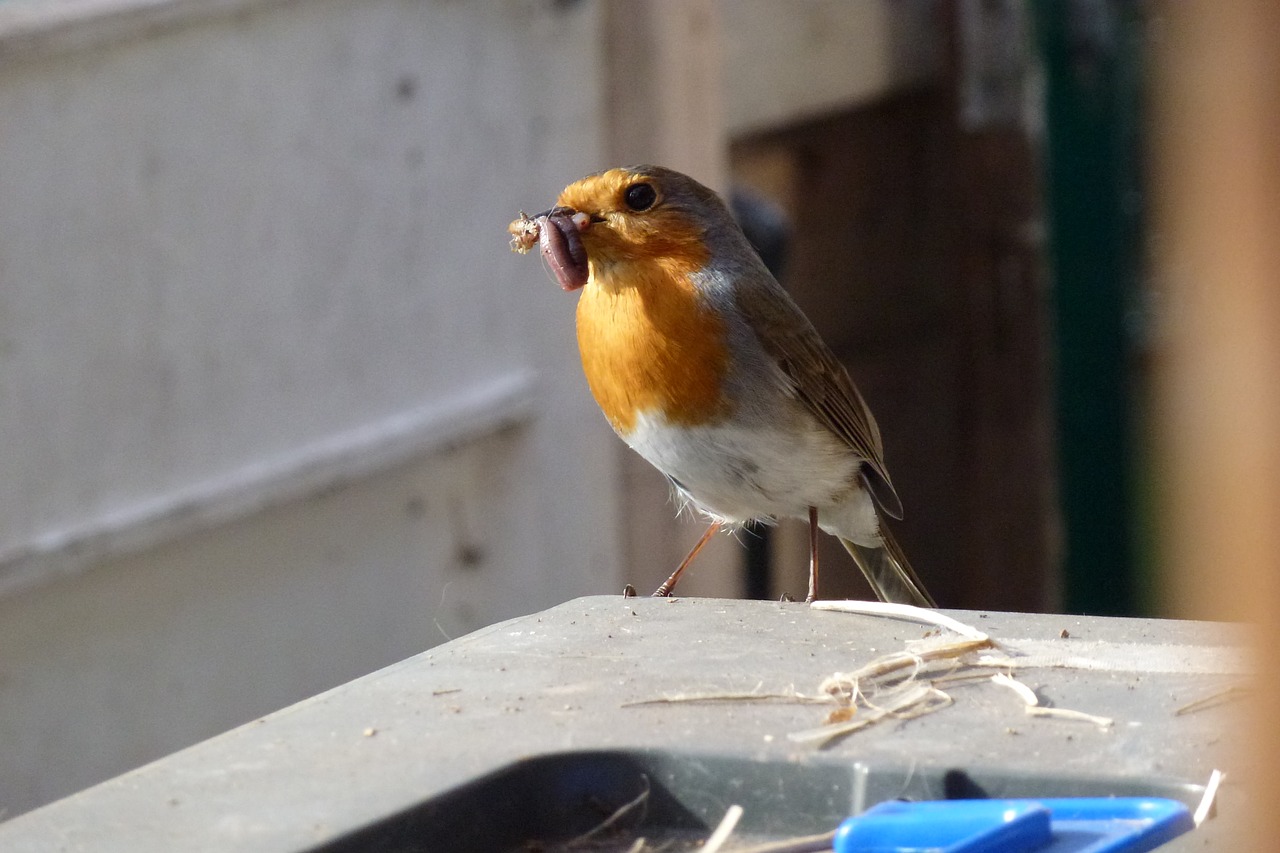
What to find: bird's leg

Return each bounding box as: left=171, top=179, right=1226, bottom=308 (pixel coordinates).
left=652, top=521, right=722, bottom=597
left=805, top=506, right=820, bottom=603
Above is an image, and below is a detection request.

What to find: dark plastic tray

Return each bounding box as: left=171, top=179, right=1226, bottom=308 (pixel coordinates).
left=317, top=749, right=1206, bottom=852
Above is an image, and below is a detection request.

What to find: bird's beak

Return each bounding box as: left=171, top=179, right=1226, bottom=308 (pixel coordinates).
left=535, top=205, right=577, bottom=220
left=536, top=206, right=604, bottom=229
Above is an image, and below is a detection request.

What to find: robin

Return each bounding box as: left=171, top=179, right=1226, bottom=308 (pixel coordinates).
left=509, top=165, right=934, bottom=606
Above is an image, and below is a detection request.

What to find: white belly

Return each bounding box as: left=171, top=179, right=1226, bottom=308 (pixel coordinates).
left=621, top=409, right=882, bottom=545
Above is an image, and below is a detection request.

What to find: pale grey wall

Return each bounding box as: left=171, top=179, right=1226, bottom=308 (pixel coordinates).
left=0, top=0, right=942, bottom=820
left=0, top=0, right=622, bottom=817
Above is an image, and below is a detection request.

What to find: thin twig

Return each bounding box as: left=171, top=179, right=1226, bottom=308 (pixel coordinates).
left=1194, top=768, right=1224, bottom=827
left=700, top=804, right=743, bottom=853
left=809, top=600, right=990, bottom=641
left=1025, top=706, right=1114, bottom=728
left=1175, top=684, right=1249, bottom=716
left=622, top=690, right=829, bottom=708
left=991, top=673, right=1114, bottom=729
left=991, top=673, right=1039, bottom=705
left=930, top=668, right=1010, bottom=688
left=728, top=830, right=838, bottom=853
left=564, top=776, right=650, bottom=848
left=818, top=636, right=993, bottom=701
left=788, top=684, right=951, bottom=745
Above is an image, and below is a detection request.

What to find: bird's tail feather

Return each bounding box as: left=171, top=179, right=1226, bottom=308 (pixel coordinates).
left=839, top=524, right=935, bottom=607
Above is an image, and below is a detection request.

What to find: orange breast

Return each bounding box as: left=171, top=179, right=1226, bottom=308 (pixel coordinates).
left=576, top=256, right=730, bottom=435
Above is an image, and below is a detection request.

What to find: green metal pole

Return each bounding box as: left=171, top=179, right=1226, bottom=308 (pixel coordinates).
left=1034, top=2, right=1146, bottom=615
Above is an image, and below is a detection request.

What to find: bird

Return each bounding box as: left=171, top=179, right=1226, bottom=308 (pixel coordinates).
left=508, top=165, right=934, bottom=606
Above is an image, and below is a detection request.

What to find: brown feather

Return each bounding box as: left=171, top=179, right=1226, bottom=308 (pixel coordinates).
left=734, top=276, right=904, bottom=519
left=839, top=525, right=935, bottom=607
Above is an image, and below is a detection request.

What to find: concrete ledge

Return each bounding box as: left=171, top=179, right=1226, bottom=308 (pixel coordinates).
left=0, top=597, right=1245, bottom=850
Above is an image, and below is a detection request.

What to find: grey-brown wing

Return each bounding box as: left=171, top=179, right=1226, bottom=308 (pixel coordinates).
left=735, top=278, right=904, bottom=519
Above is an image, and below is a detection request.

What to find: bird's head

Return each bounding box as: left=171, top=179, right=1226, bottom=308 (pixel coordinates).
left=529, top=165, right=740, bottom=292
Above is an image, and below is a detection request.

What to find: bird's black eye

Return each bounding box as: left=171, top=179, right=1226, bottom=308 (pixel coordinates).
left=623, top=182, right=657, bottom=212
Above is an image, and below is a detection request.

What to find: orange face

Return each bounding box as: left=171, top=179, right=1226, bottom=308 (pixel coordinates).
left=556, top=167, right=714, bottom=275
left=558, top=167, right=732, bottom=434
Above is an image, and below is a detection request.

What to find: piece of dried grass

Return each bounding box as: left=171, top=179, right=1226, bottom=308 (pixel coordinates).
left=990, top=673, right=1114, bottom=729
left=788, top=683, right=953, bottom=745
left=622, top=683, right=829, bottom=708
left=1175, top=684, right=1249, bottom=716
left=808, top=600, right=991, bottom=641
left=700, top=804, right=744, bottom=853
left=1193, top=768, right=1224, bottom=827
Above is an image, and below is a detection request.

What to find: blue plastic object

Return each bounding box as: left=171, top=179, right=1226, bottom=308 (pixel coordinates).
left=833, top=797, right=1195, bottom=853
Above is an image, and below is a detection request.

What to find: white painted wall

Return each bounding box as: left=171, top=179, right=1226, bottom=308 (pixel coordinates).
left=0, top=0, right=622, bottom=817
